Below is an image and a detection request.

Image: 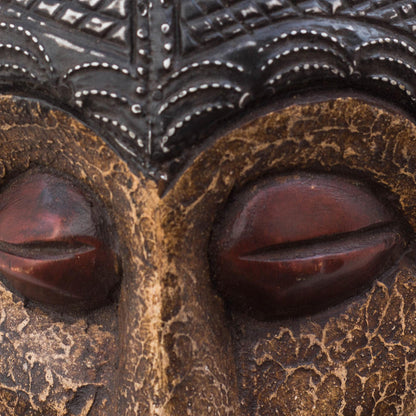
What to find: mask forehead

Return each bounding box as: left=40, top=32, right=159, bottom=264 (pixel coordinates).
left=1, top=0, right=415, bottom=178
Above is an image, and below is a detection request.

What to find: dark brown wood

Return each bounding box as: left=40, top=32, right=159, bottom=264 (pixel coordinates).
left=0, top=172, right=119, bottom=309
left=2, top=0, right=416, bottom=409
left=210, top=173, right=406, bottom=318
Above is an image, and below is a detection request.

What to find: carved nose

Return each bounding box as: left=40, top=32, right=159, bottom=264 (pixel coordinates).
left=114, top=182, right=241, bottom=415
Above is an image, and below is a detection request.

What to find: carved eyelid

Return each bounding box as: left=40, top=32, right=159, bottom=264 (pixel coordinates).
left=0, top=172, right=120, bottom=310
left=210, top=172, right=406, bottom=319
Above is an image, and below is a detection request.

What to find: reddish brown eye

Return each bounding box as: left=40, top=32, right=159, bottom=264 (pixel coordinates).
left=0, top=172, right=120, bottom=310
left=210, top=173, right=406, bottom=319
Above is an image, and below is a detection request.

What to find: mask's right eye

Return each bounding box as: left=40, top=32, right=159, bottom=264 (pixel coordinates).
left=0, top=171, right=120, bottom=310
left=209, top=172, right=407, bottom=319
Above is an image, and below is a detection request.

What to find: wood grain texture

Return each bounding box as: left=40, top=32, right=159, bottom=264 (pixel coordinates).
left=162, top=95, right=416, bottom=416
left=2, top=93, right=416, bottom=415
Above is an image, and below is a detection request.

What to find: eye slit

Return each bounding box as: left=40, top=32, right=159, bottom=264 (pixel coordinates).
left=0, top=171, right=120, bottom=311
left=209, top=172, right=407, bottom=319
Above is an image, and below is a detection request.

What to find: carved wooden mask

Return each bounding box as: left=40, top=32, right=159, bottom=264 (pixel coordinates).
left=1, top=1, right=416, bottom=415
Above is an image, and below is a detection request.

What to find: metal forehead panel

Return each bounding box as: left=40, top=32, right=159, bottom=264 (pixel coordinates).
left=1, top=0, right=416, bottom=179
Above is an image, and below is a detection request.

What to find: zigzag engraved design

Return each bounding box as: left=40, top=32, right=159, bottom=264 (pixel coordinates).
left=8, top=0, right=130, bottom=47
left=179, top=0, right=416, bottom=53
left=5, top=0, right=416, bottom=177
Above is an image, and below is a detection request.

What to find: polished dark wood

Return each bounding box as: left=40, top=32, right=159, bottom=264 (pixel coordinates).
left=210, top=173, right=406, bottom=318
left=0, top=172, right=119, bottom=309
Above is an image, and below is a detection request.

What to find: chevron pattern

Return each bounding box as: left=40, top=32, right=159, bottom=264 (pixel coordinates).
left=180, top=0, right=416, bottom=53
left=3, top=0, right=416, bottom=177
left=8, top=0, right=130, bottom=46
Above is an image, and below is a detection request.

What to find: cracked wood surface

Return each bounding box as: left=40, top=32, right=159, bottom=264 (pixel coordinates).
left=0, top=95, right=416, bottom=415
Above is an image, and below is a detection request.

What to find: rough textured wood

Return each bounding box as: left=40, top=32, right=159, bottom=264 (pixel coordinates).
left=0, top=95, right=147, bottom=415
left=162, top=95, right=416, bottom=416
left=2, top=93, right=416, bottom=415
left=3, top=0, right=416, bottom=414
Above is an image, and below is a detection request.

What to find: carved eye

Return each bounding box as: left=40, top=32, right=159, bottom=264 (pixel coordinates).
left=210, top=173, right=406, bottom=319
left=0, top=172, right=120, bottom=310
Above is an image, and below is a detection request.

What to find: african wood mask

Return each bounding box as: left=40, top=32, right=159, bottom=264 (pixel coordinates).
left=2, top=1, right=416, bottom=415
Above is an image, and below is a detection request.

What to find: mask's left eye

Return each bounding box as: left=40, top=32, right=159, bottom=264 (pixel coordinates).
left=0, top=171, right=120, bottom=310
left=210, top=172, right=407, bottom=319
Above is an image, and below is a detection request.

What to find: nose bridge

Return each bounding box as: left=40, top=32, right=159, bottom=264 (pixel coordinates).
left=156, top=258, right=240, bottom=415
left=116, top=262, right=166, bottom=415
left=114, top=181, right=166, bottom=415
left=115, top=183, right=240, bottom=415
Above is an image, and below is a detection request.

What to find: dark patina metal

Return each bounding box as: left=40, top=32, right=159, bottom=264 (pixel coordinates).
left=0, top=1, right=416, bottom=178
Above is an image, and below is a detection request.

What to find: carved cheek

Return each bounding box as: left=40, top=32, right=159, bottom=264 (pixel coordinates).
left=0, top=172, right=120, bottom=309
left=210, top=173, right=406, bottom=318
